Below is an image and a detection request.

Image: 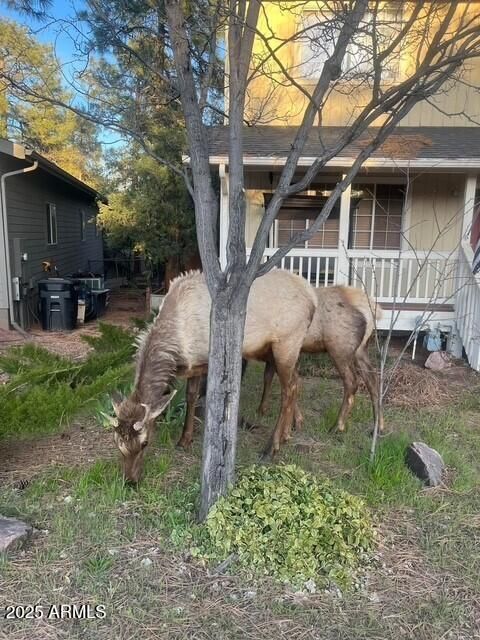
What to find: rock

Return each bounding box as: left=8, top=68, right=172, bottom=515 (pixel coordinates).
left=406, top=442, right=445, bottom=486
left=0, top=515, right=34, bottom=552
left=424, top=351, right=452, bottom=371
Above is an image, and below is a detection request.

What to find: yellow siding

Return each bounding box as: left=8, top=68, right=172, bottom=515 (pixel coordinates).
left=247, top=2, right=480, bottom=127
left=407, top=174, right=463, bottom=251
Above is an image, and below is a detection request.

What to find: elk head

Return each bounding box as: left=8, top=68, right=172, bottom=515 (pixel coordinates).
left=106, top=390, right=177, bottom=484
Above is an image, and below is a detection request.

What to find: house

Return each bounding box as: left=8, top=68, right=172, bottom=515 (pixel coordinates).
left=0, top=138, right=103, bottom=330
left=209, top=2, right=480, bottom=371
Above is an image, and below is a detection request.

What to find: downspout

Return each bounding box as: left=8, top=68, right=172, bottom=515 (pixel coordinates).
left=0, top=156, right=38, bottom=336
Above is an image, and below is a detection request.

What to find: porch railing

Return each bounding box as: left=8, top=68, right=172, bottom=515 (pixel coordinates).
left=348, top=250, right=456, bottom=303
left=454, top=243, right=480, bottom=371
left=248, top=246, right=455, bottom=304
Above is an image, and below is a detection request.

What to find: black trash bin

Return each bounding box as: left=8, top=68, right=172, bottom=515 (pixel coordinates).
left=38, top=278, right=78, bottom=331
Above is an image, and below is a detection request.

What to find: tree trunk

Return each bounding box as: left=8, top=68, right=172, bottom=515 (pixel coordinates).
left=199, top=285, right=248, bottom=521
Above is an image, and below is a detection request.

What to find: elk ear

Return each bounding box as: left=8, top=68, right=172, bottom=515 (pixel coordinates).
left=152, top=389, right=178, bottom=419
left=111, top=391, right=124, bottom=416
left=141, top=390, right=178, bottom=422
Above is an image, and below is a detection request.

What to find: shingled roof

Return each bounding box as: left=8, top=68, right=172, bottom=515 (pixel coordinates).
left=207, top=126, right=480, bottom=164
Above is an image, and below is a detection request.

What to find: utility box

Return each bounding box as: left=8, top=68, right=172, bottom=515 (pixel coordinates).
left=38, top=279, right=78, bottom=331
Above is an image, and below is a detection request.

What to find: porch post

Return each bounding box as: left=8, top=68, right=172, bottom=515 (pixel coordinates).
left=462, top=173, right=477, bottom=241
left=219, top=164, right=229, bottom=269
left=336, top=174, right=351, bottom=285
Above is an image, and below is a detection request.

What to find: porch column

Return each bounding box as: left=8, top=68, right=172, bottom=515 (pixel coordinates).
left=462, top=173, right=477, bottom=241
left=336, top=175, right=351, bottom=285
left=219, top=164, right=229, bottom=269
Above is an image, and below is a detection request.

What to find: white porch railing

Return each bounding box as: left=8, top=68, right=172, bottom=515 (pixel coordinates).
left=254, top=247, right=338, bottom=287
left=348, top=250, right=456, bottom=303
left=454, top=243, right=480, bottom=371
left=248, top=247, right=455, bottom=304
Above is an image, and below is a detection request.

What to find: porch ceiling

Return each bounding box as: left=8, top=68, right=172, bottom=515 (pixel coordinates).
left=207, top=126, right=480, bottom=168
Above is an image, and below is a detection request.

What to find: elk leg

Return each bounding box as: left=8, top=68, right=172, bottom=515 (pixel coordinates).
left=258, top=360, right=275, bottom=415
left=293, top=375, right=304, bottom=432
left=355, top=347, right=384, bottom=433
left=177, top=376, right=201, bottom=449
left=261, top=356, right=298, bottom=460
left=330, top=358, right=358, bottom=433
left=282, top=369, right=302, bottom=441
left=293, top=404, right=304, bottom=431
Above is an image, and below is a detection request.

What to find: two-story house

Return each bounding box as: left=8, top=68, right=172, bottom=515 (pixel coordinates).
left=208, top=1, right=480, bottom=370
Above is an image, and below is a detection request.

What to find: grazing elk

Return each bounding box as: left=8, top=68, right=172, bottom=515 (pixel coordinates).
left=108, top=270, right=317, bottom=482
left=257, top=286, right=383, bottom=439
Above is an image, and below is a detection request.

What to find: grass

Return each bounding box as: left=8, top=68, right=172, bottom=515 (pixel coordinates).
left=1, top=345, right=479, bottom=638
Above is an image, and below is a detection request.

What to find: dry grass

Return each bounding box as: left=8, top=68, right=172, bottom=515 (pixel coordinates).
left=382, top=361, right=451, bottom=408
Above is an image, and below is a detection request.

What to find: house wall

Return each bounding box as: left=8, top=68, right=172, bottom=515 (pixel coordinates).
left=246, top=1, right=480, bottom=127
left=407, top=173, right=464, bottom=251
left=0, top=154, right=103, bottom=329
left=244, top=171, right=464, bottom=252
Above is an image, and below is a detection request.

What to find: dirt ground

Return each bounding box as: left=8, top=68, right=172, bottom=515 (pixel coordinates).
left=0, top=418, right=115, bottom=485
left=0, top=288, right=147, bottom=361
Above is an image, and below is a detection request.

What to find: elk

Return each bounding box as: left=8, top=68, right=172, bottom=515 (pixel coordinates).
left=257, top=286, right=383, bottom=439
left=109, top=270, right=317, bottom=482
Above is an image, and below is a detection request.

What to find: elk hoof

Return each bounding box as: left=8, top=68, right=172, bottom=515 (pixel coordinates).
left=176, top=438, right=192, bottom=450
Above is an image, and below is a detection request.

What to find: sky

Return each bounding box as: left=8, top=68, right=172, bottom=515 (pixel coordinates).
left=1, top=1, right=83, bottom=62
left=1, top=0, right=122, bottom=149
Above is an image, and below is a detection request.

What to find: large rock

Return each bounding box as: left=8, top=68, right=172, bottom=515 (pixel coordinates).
left=424, top=351, right=452, bottom=371
left=406, top=442, right=445, bottom=487
left=0, top=515, right=34, bottom=552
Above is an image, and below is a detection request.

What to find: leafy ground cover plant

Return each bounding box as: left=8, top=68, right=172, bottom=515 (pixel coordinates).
left=201, top=464, right=375, bottom=588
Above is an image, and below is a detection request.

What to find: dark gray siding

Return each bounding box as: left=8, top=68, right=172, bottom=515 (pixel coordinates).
left=0, top=154, right=103, bottom=328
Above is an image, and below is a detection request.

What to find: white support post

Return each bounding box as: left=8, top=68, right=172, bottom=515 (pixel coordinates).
left=462, top=174, right=477, bottom=242
left=401, top=178, right=414, bottom=251
left=337, top=175, right=351, bottom=285
left=219, top=164, right=229, bottom=269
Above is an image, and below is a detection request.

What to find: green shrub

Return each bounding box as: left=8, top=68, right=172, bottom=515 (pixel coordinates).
left=203, top=464, right=375, bottom=588
left=81, top=322, right=135, bottom=353
left=0, top=323, right=134, bottom=440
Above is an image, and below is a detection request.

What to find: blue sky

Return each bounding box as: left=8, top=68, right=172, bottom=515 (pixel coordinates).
left=1, top=1, right=122, bottom=149
left=0, top=1, right=83, bottom=62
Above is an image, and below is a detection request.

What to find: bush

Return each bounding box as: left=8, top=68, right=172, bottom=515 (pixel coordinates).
left=0, top=324, right=134, bottom=440
left=203, top=464, right=375, bottom=588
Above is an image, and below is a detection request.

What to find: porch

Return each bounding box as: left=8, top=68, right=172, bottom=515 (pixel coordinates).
left=245, top=246, right=459, bottom=332
left=219, top=168, right=480, bottom=369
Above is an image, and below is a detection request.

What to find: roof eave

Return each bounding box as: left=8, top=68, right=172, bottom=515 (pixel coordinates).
left=31, top=152, right=104, bottom=201
left=205, top=155, right=480, bottom=169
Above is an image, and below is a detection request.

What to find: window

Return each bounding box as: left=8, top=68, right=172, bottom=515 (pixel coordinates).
left=349, top=184, right=404, bottom=250
left=46, top=203, right=57, bottom=245
left=80, top=210, right=86, bottom=241
left=267, top=190, right=340, bottom=249
left=299, top=7, right=401, bottom=82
